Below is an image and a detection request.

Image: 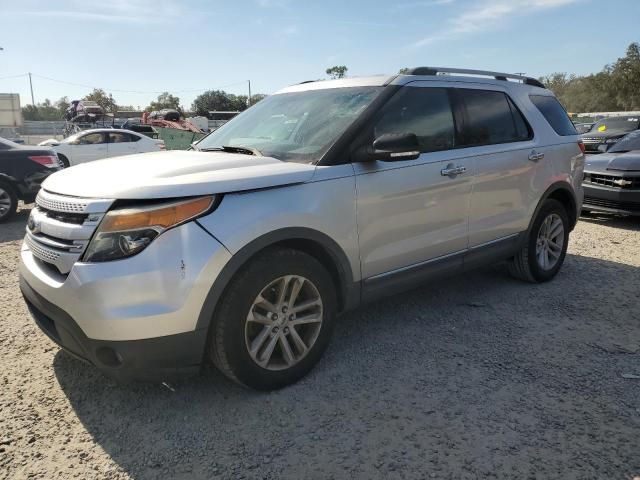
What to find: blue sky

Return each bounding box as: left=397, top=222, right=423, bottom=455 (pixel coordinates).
left=0, top=0, right=638, bottom=110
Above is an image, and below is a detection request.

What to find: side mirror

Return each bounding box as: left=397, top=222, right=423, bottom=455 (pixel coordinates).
left=355, top=133, right=421, bottom=162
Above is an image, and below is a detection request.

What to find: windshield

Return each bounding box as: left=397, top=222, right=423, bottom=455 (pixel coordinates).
left=608, top=130, right=640, bottom=153
left=196, top=87, right=383, bottom=163
left=592, top=116, right=640, bottom=133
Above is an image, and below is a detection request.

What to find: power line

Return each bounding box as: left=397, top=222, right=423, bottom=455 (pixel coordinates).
left=0, top=73, right=28, bottom=80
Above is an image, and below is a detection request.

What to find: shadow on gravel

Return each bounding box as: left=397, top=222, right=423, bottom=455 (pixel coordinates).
left=0, top=206, right=31, bottom=243
left=579, top=212, right=640, bottom=231
left=52, top=253, right=640, bottom=479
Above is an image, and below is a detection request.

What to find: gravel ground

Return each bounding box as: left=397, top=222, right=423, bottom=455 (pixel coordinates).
left=1, top=204, right=639, bottom=480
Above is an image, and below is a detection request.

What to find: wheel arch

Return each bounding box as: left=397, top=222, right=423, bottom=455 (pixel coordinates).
left=528, top=182, right=578, bottom=234
left=195, top=227, right=359, bottom=332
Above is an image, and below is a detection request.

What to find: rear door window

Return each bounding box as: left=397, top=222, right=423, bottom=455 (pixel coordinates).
left=77, top=133, right=107, bottom=145
left=529, top=95, right=577, bottom=136
left=374, top=87, right=456, bottom=153
left=457, top=89, right=532, bottom=147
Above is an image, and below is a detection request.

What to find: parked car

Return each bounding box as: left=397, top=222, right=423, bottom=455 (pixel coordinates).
left=19, top=68, right=584, bottom=390
left=39, top=128, right=165, bottom=167
left=582, top=130, right=640, bottom=216
left=0, top=137, right=61, bottom=222
left=574, top=122, right=594, bottom=134
left=581, top=115, right=640, bottom=153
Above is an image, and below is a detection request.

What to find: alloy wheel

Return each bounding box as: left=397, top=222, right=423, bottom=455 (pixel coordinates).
left=0, top=188, right=12, bottom=220
left=245, top=275, right=323, bottom=371
left=536, top=213, right=564, bottom=270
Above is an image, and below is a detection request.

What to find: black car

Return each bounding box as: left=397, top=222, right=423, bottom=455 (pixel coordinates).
left=581, top=115, right=640, bottom=153
left=582, top=130, right=640, bottom=216
left=0, top=137, right=62, bottom=222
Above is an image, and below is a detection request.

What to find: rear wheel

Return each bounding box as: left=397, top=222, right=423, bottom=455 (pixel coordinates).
left=209, top=248, right=337, bottom=390
left=57, top=154, right=70, bottom=168
left=508, top=199, right=569, bottom=283
left=0, top=181, right=18, bottom=223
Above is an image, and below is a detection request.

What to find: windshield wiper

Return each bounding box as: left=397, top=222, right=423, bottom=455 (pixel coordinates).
left=199, top=145, right=262, bottom=156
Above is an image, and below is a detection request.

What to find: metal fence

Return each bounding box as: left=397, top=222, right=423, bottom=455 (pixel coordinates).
left=18, top=120, right=67, bottom=136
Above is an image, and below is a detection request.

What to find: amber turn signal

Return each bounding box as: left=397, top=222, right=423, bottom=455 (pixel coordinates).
left=100, top=196, right=214, bottom=233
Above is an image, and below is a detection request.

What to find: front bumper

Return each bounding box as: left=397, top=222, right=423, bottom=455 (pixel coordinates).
left=21, top=276, right=205, bottom=381
left=19, top=221, right=233, bottom=381
left=582, top=183, right=640, bottom=216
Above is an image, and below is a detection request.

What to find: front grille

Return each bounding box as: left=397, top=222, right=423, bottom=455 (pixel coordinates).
left=24, top=191, right=114, bottom=275
left=582, top=137, right=602, bottom=144
left=584, top=196, right=640, bottom=212
left=586, top=174, right=640, bottom=189
left=36, top=191, right=88, bottom=213
left=25, top=234, right=61, bottom=262
left=40, top=207, right=88, bottom=225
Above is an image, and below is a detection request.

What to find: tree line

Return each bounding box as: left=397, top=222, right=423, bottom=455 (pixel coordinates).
left=538, top=42, right=640, bottom=113
left=21, top=88, right=267, bottom=121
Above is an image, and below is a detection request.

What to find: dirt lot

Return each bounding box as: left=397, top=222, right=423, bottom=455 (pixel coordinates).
left=1, top=204, right=639, bottom=480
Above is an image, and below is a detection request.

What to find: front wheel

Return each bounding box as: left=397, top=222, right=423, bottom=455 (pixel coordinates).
left=508, top=199, right=569, bottom=283
left=0, top=180, right=18, bottom=223
left=209, top=248, right=337, bottom=390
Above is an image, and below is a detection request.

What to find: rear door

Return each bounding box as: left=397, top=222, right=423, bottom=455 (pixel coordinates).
left=106, top=132, right=138, bottom=158
left=70, top=132, right=108, bottom=164
left=454, top=87, right=537, bottom=247
left=353, top=84, right=474, bottom=280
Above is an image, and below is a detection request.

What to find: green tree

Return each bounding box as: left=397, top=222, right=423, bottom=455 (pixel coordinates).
left=83, top=88, right=118, bottom=113
left=21, top=97, right=68, bottom=121
left=191, top=90, right=252, bottom=116
left=249, top=93, right=267, bottom=106
left=610, top=42, right=640, bottom=110
left=326, top=65, right=348, bottom=79
left=146, top=91, right=181, bottom=112
left=55, top=96, right=70, bottom=116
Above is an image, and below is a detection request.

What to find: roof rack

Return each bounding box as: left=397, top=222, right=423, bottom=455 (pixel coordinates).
left=402, top=67, right=545, bottom=89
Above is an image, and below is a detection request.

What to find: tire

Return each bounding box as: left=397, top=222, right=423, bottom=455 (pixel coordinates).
left=209, top=248, right=337, bottom=390
left=57, top=154, right=70, bottom=168
left=508, top=199, right=569, bottom=283
left=0, top=180, right=18, bottom=223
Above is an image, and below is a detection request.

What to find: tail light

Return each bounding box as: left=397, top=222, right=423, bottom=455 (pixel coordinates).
left=29, top=155, right=60, bottom=168
left=156, top=141, right=166, bottom=150
left=577, top=141, right=586, bottom=154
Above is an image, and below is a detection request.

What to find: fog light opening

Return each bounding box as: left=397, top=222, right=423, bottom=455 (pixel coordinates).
left=95, top=347, right=123, bottom=367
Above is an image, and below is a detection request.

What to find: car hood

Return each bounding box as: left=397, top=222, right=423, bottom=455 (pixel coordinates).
left=584, top=151, right=640, bottom=173
left=42, top=150, right=317, bottom=199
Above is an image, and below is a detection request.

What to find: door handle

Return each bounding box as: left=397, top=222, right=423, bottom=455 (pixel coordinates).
left=441, top=164, right=467, bottom=177
left=528, top=150, right=545, bottom=162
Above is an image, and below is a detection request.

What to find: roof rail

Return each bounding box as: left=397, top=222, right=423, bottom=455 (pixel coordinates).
left=402, top=67, right=545, bottom=89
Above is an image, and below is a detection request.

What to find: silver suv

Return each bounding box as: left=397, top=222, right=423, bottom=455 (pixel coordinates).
left=19, top=68, right=585, bottom=390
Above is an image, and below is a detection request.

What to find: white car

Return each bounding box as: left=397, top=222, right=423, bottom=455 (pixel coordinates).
left=39, top=129, right=165, bottom=167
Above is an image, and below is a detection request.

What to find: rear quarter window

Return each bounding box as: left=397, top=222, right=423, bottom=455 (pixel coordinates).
left=529, top=95, right=577, bottom=136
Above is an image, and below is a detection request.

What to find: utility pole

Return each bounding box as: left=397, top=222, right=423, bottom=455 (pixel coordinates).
left=28, top=72, right=35, bottom=105
left=248, top=80, right=252, bottom=106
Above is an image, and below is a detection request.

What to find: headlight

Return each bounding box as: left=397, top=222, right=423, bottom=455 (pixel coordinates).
left=605, top=137, right=621, bottom=144
left=83, top=196, right=215, bottom=263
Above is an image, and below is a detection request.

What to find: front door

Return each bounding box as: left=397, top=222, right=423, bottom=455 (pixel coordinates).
left=353, top=84, right=474, bottom=280
left=70, top=131, right=108, bottom=164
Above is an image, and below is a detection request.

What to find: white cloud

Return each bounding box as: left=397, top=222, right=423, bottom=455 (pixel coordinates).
left=13, top=0, right=181, bottom=24
left=411, top=0, right=579, bottom=47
